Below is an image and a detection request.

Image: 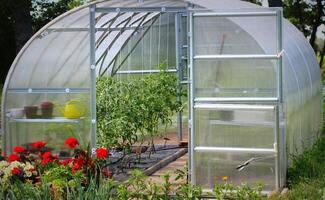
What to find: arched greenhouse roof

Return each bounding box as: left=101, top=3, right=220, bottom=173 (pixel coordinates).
left=3, top=0, right=320, bottom=97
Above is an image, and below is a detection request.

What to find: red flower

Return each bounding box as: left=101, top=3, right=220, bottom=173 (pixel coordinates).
left=102, top=168, right=112, bottom=178
left=33, top=141, right=46, bottom=149
left=8, top=154, right=20, bottom=162
left=65, top=137, right=79, bottom=149
left=72, top=158, right=84, bottom=173
left=13, top=146, right=25, bottom=154
left=96, top=148, right=108, bottom=159
left=11, top=167, right=23, bottom=176
left=60, top=158, right=73, bottom=166
left=42, top=158, right=51, bottom=165
left=42, top=152, right=53, bottom=159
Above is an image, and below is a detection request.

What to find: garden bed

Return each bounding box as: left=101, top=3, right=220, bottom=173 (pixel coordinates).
left=109, top=144, right=187, bottom=181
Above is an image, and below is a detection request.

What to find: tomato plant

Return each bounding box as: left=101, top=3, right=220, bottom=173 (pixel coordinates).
left=96, top=69, right=183, bottom=154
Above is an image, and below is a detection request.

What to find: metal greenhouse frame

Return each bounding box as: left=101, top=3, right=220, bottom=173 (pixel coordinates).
left=2, top=0, right=322, bottom=194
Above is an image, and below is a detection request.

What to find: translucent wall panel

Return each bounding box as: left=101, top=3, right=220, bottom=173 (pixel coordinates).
left=3, top=93, right=91, bottom=155
left=195, top=109, right=275, bottom=148
left=195, top=152, right=276, bottom=191
left=193, top=16, right=277, bottom=55
left=194, top=59, right=277, bottom=98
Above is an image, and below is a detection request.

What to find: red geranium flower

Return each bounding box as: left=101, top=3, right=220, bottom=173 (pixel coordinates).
left=33, top=141, right=46, bottom=149
left=96, top=148, right=108, bottom=159
left=60, top=158, right=73, bottom=166
left=65, top=137, right=79, bottom=149
left=42, top=152, right=53, bottom=159
left=11, top=167, right=23, bottom=176
left=13, top=146, right=25, bottom=154
left=72, top=158, right=84, bottom=173
left=42, top=158, right=51, bottom=165
left=8, top=154, right=20, bottom=162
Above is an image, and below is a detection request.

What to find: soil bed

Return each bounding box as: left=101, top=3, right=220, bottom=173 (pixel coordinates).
left=109, top=144, right=187, bottom=181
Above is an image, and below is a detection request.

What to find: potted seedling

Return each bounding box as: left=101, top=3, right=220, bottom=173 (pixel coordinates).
left=41, top=101, right=54, bottom=119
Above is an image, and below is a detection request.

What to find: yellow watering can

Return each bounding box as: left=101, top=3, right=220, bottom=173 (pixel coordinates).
left=61, top=100, right=87, bottom=119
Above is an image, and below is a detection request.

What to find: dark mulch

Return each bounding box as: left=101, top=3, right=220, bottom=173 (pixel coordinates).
left=108, top=144, right=185, bottom=181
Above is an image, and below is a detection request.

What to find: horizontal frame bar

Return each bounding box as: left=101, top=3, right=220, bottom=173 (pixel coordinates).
left=95, top=7, right=187, bottom=13
left=194, top=103, right=275, bottom=111
left=194, top=146, right=276, bottom=154
left=194, top=54, right=279, bottom=60
left=9, top=117, right=83, bottom=123
left=194, top=97, right=278, bottom=104
left=193, top=11, right=277, bottom=17
left=7, top=88, right=90, bottom=94
left=115, top=69, right=177, bottom=74
left=46, top=26, right=141, bottom=32
left=209, top=119, right=274, bottom=127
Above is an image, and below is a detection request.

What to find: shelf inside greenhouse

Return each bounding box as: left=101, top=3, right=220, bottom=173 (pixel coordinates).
left=9, top=117, right=84, bottom=123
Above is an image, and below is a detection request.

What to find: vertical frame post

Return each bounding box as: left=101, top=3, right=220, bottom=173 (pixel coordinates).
left=175, top=13, right=183, bottom=141
left=276, top=8, right=283, bottom=190
left=274, top=106, right=280, bottom=190
left=89, top=5, right=97, bottom=151
left=188, top=11, right=195, bottom=184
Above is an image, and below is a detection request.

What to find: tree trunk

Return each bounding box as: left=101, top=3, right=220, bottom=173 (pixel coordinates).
left=11, top=0, right=33, bottom=53
left=309, top=0, right=323, bottom=51
left=268, top=0, right=283, bottom=7
left=320, top=39, right=325, bottom=68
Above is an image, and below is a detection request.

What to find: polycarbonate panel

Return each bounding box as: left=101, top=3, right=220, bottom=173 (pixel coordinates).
left=9, top=31, right=90, bottom=89
left=195, top=151, right=276, bottom=191
left=193, top=15, right=277, bottom=55
left=195, top=108, right=275, bottom=148
left=193, top=59, right=277, bottom=98
left=97, top=0, right=187, bottom=8
left=3, top=93, right=91, bottom=155
left=114, top=13, right=176, bottom=74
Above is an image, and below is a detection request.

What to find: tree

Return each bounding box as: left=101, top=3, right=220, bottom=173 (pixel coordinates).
left=0, top=0, right=32, bottom=83
left=283, top=0, right=325, bottom=52
left=320, top=37, right=325, bottom=68
left=32, top=0, right=85, bottom=32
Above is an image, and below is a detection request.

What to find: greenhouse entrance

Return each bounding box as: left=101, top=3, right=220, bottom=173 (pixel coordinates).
left=187, top=9, right=284, bottom=192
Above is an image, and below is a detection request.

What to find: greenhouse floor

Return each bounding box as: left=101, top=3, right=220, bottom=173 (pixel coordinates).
left=148, top=153, right=188, bottom=184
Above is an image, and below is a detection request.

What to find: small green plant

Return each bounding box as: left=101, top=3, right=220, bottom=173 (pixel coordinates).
left=213, top=182, right=264, bottom=200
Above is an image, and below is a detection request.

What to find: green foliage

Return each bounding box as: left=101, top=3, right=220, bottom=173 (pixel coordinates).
left=96, top=70, right=183, bottom=149
left=213, top=182, right=264, bottom=200
left=32, top=0, right=90, bottom=32
left=287, top=136, right=325, bottom=185
left=285, top=178, right=325, bottom=200
left=41, top=164, right=83, bottom=187
left=96, top=77, right=141, bottom=149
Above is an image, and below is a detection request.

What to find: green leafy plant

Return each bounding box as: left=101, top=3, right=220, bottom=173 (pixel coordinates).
left=96, top=67, right=183, bottom=156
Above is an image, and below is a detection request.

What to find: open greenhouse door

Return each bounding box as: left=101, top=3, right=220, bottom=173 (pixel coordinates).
left=188, top=8, right=285, bottom=192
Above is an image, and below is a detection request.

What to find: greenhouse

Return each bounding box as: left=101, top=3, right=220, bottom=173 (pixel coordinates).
left=1, top=0, right=322, bottom=193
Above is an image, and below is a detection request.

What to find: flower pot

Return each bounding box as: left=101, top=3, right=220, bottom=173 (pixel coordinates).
left=40, top=102, right=54, bottom=119
left=24, top=106, right=38, bottom=119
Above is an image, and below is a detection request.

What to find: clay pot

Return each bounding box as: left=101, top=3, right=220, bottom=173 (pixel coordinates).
left=24, top=106, right=38, bottom=119
left=40, top=101, right=54, bottom=119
